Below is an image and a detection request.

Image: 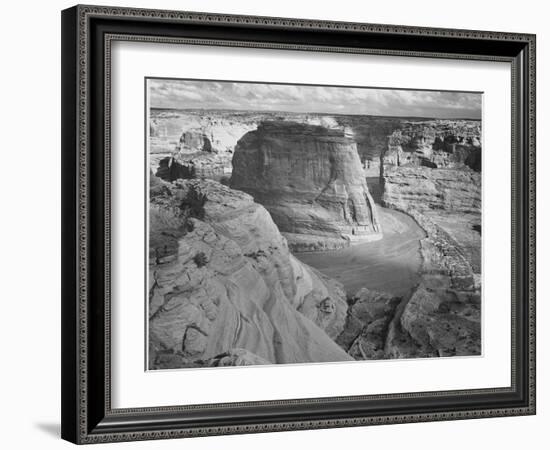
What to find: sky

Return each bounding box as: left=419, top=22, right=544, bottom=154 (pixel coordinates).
left=148, top=79, right=482, bottom=119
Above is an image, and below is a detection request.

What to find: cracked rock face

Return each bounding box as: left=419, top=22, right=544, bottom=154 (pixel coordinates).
left=148, top=178, right=352, bottom=369
left=230, top=121, right=381, bottom=251
left=336, top=289, right=402, bottom=360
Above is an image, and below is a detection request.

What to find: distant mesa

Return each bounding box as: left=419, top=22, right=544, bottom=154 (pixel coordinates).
left=230, top=121, right=382, bottom=252
left=177, top=129, right=213, bottom=153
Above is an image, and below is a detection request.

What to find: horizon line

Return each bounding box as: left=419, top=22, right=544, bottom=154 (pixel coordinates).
left=149, top=106, right=482, bottom=122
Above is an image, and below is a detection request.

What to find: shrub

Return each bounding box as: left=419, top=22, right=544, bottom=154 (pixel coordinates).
left=193, top=252, right=208, bottom=267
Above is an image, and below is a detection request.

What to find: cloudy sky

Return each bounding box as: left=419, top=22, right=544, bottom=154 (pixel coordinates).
left=148, top=79, right=482, bottom=119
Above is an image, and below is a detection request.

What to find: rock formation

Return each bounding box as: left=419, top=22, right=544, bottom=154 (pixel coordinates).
left=230, top=121, right=381, bottom=251
left=382, top=122, right=482, bottom=172
left=336, top=119, right=483, bottom=360
left=382, top=166, right=481, bottom=214
left=176, top=129, right=213, bottom=153
left=335, top=210, right=481, bottom=360
left=336, top=289, right=402, bottom=359
left=155, top=153, right=233, bottom=183
left=148, top=177, right=352, bottom=369
left=150, top=110, right=259, bottom=183
left=382, top=211, right=481, bottom=358
left=148, top=109, right=484, bottom=365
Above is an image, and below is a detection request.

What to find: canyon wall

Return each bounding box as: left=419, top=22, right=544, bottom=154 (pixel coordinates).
left=380, top=124, right=482, bottom=274
left=230, top=121, right=381, bottom=251
left=335, top=120, right=482, bottom=360
left=150, top=110, right=259, bottom=182
left=148, top=177, right=352, bottom=369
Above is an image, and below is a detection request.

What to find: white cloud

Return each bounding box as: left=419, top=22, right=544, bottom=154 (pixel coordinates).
left=148, top=79, right=481, bottom=119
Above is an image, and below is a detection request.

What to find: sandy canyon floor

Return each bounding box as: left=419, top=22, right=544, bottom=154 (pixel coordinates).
left=296, top=203, right=425, bottom=297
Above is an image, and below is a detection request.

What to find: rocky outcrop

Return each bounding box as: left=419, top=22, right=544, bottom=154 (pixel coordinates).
left=150, top=347, right=271, bottom=370
left=148, top=178, right=352, bottom=369
left=176, top=129, right=213, bottom=153
left=332, top=118, right=482, bottom=361
left=383, top=122, right=481, bottom=172
left=382, top=166, right=481, bottom=214
left=150, top=110, right=257, bottom=155
left=384, top=207, right=481, bottom=358
left=336, top=289, right=402, bottom=360
left=385, top=277, right=481, bottom=358
left=336, top=211, right=481, bottom=360
left=150, top=110, right=259, bottom=183
left=381, top=128, right=482, bottom=275
left=231, top=121, right=381, bottom=251
left=346, top=128, right=483, bottom=360
left=155, top=153, right=233, bottom=183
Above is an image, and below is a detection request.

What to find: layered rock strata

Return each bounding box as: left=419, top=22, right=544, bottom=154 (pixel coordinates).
left=336, top=211, right=481, bottom=360
left=148, top=177, right=352, bottom=369
left=382, top=165, right=481, bottom=214
left=341, top=125, right=483, bottom=360
left=230, top=121, right=381, bottom=251
left=150, top=110, right=258, bottom=183
left=155, top=153, right=233, bottom=183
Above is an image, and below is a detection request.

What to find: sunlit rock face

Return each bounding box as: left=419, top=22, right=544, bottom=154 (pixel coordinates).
left=382, top=166, right=481, bottom=214
left=381, top=122, right=482, bottom=172
left=148, top=178, right=352, bottom=369
left=230, top=121, right=382, bottom=252
left=150, top=111, right=259, bottom=183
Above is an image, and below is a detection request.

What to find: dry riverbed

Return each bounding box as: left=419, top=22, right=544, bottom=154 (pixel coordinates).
left=295, top=206, right=426, bottom=297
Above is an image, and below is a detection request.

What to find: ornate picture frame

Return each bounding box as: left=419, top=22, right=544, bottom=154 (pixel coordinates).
left=61, top=4, right=536, bottom=444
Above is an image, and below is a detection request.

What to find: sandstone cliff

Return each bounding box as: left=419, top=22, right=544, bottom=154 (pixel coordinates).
left=230, top=121, right=381, bottom=251
left=342, top=121, right=484, bottom=360
left=148, top=177, right=352, bottom=369
left=336, top=210, right=481, bottom=360
left=150, top=110, right=258, bottom=183
left=382, top=166, right=481, bottom=214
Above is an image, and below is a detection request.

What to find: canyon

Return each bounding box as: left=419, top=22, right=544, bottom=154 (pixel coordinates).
left=148, top=108, right=482, bottom=368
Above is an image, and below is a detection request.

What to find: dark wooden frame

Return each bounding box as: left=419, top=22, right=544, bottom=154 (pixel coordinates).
left=61, top=4, right=536, bottom=444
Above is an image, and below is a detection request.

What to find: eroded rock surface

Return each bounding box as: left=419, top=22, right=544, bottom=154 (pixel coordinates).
left=337, top=289, right=402, bottom=360
left=382, top=166, right=481, bottom=214
left=149, top=110, right=483, bottom=365
left=343, top=121, right=483, bottom=360
left=335, top=211, right=481, bottom=360
left=150, top=110, right=259, bottom=183
left=148, top=177, right=352, bottom=369
left=231, top=121, right=381, bottom=251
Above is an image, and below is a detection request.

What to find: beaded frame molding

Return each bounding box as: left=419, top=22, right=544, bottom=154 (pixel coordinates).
left=61, top=4, right=536, bottom=444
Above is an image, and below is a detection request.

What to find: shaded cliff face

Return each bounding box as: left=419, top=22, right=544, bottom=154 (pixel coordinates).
left=230, top=121, right=381, bottom=252
left=148, top=178, right=352, bottom=369
left=150, top=110, right=259, bottom=183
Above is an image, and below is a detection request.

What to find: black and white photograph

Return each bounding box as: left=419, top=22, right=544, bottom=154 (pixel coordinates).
left=0, top=0, right=543, bottom=446
left=147, top=79, right=483, bottom=370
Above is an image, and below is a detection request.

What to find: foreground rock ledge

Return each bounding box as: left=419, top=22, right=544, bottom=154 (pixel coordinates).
left=230, top=121, right=381, bottom=252
left=148, top=177, right=353, bottom=369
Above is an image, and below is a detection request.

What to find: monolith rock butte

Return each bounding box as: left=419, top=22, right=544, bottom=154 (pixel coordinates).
left=230, top=121, right=382, bottom=252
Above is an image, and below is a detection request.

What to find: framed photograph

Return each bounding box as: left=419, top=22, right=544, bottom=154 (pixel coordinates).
left=61, top=5, right=536, bottom=444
